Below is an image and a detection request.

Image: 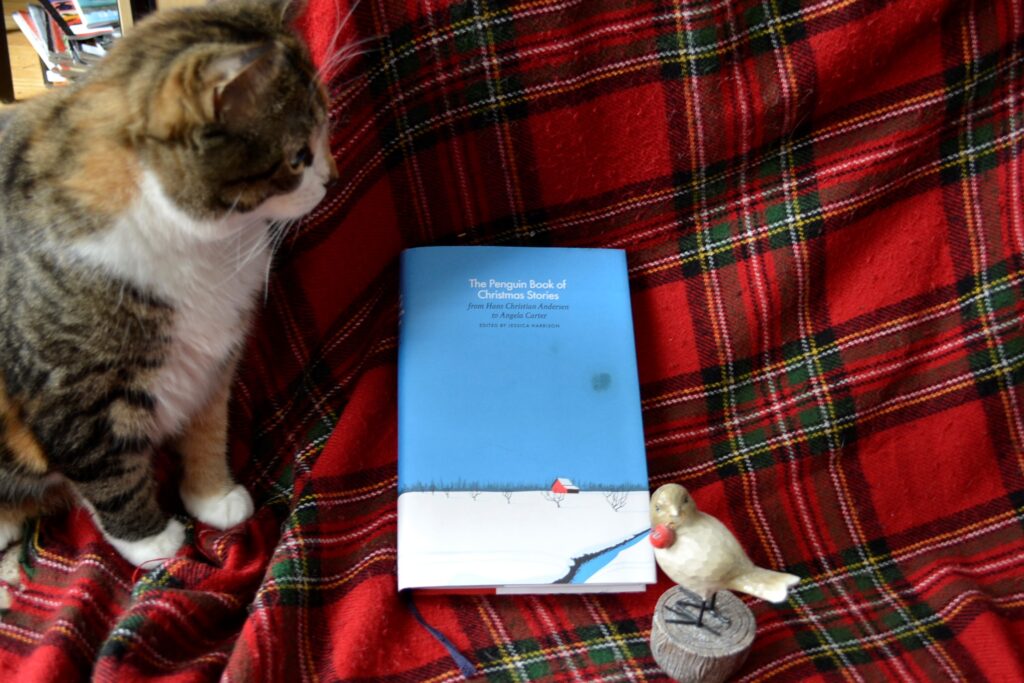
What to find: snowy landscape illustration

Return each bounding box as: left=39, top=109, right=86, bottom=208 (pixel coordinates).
left=398, top=485, right=654, bottom=592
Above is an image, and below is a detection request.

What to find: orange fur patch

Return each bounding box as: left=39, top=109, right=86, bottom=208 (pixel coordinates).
left=178, top=369, right=235, bottom=500
left=39, top=84, right=144, bottom=216
left=63, top=145, right=141, bottom=216
left=0, top=380, right=48, bottom=474
left=148, top=66, right=209, bottom=141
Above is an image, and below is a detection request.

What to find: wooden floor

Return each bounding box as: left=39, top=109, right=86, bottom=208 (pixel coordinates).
left=4, top=0, right=51, bottom=102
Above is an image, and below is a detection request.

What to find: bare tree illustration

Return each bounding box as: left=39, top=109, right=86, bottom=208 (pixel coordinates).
left=470, top=490, right=481, bottom=501
left=502, top=491, right=513, bottom=504
left=604, top=491, right=628, bottom=512
left=542, top=491, right=566, bottom=508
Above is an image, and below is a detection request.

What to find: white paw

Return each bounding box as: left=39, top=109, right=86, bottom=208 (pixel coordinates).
left=0, top=520, right=23, bottom=551
left=0, top=544, right=22, bottom=610
left=108, top=518, right=186, bottom=568
left=182, top=484, right=254, bottom=530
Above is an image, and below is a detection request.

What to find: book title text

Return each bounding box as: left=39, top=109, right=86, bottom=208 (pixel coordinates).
left=467, top=277, right=567, bottom=301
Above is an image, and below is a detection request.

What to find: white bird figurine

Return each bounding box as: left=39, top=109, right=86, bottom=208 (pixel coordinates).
left=650, top=483, right=799, bottom=626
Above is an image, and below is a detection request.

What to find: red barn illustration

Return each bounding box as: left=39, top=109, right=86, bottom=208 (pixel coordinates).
left=551, top=478, right=580, bottom=494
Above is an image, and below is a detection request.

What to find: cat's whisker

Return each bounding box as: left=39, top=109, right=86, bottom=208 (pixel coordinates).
left=317, top=48, right=374, bottom=85
left=228, top=193, right=245, bottom=217
left=322, top=32, right=379, bottom=66
left=269, top=222, right=285, bottom=252
left=324, top=0, right=366, bottom=61
left=317, top=26, right=379, bottom=84
left=261, top=217, right=300, bottom=302
left=270, top=219, right=297, bottom=259
left=262, top=226, right=283, bottom=302
left=326, top=36, right=379, bottom=65
left=214, top=221, right=274, bottom=290
left=244, top=223, right=276, bottom=264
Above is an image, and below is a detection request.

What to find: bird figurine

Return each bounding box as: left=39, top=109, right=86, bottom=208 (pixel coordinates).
left=650, top=483, right=799, bottom=627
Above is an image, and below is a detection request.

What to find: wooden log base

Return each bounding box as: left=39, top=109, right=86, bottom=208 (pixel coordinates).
left=650, top=587, right=756, bottom=683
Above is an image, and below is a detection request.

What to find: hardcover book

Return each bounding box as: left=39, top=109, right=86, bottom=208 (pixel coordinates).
left=397, top=246, right=655, bottom=594
left=69, top=0, right=118, bottom=29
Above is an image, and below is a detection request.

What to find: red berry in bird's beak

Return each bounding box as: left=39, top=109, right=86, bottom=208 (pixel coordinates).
left=650, top=524, right=675, bottom=548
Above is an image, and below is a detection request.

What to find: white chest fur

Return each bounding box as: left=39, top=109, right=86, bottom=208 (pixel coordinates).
left=70, top=172, right=272, bottom=437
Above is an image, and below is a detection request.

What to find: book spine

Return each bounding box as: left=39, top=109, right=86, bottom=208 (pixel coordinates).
left=36, top=0, right=76, bottom=38
left=48, top=15, right=67, bottom=53
left=12, top=9, right=57, bottom=69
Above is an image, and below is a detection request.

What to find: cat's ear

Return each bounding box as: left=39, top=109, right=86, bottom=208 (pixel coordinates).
left=146, top=42, right=281, bottom=139
left=205, top=43, right=282, bottom=127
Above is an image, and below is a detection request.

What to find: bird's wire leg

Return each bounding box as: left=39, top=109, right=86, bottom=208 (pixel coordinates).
left=664, top=595, right=721, bottom=635
left=706, top=591, right=731, bottom=627
left=665, top=586, right=705, bottom=614
left=665, top=597, right=702, bottom=618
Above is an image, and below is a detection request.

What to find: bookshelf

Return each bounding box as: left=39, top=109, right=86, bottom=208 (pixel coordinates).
left=2, top=0, right=48, bottom=102
left=3, top=0, right=56, bottom=101
left=2, top=0, right=14, bottom=101
left=2, top=0, right=157, bottom=101
left=1, top=0, right=201, bottom=102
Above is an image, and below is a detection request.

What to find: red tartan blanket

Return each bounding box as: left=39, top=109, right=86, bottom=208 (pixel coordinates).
left=1, top=0, right=1023, bottom=680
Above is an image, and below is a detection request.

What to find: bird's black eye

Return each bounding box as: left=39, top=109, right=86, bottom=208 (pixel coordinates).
left=290, top=145, right=314, bottom=170
left=655, top=505, right=661, bottom=512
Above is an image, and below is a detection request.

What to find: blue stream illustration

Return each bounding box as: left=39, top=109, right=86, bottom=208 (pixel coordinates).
left=555, top=528, right=651, bottom=584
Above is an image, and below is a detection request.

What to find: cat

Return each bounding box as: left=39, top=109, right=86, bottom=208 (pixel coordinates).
left=0, top=0, right=337, bottom=567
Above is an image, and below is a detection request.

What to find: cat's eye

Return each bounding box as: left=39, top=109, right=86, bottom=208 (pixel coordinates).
left=289, top=145, right=314, bottom=171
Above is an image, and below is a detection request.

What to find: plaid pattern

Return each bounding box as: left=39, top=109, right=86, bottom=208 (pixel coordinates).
left=1, top=0, right=1023, bottom=680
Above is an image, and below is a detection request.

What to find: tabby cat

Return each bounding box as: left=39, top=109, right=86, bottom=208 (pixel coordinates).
left=0, top=0, right=336, bottom=566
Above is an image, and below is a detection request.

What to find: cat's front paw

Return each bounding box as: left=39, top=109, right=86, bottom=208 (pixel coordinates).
left=108, top=518, right=186, bottom=567
left=182, top=484, right=254, bottom=530
left=0, top=519, right=23, bottom=551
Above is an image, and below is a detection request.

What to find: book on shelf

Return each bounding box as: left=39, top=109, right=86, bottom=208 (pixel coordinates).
left=397, top=246, right=655, bottom=594
left=11, top=8, right=76, bottom=81
left=11, top=0, right=116, bottom=87
left=70, top=0, right=119, bottom=29
left=44, top=0, right=116, bottom=37
left=12, top=9, right=60, bottom=71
